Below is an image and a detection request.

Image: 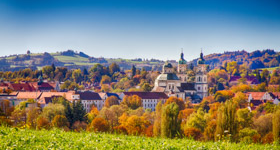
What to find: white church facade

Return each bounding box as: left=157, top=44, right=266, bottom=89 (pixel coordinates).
left=152, top=51, right=208, bottom=102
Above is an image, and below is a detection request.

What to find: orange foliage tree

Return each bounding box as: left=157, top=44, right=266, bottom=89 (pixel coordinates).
left=121, top=95, right=142, bottom=110
left=184, top=127, right=203, bottom=140
left=122, top=115, right=150, bottom=135
left=87, top=105, right=99, bottom=123
left=164, top=97, right=185, bottom=111
left=36, top=116, right=51, bottom=130
left=104, top=96, right=119, bottom=108
left=88, top=117, right=109, bottom=132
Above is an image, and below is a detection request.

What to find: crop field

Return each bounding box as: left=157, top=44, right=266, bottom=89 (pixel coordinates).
left=0, top=127, right=279, bottom=150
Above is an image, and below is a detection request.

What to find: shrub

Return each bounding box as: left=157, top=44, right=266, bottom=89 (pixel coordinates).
left=52, top=115, right=69, bottom=129
left=184, top=127, right=203, bottom=140
left=88, top=117, right=109, bottom=132
left=72, top=121, right=87, bottom=132
left=113, top=125, right=127, bottom=134
left=37, top=116, right=51, bottom=130
left=262, top=132, right=274, bottom=144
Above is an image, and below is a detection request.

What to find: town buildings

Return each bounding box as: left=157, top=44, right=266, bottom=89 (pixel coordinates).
left=152, top=51, right=208, bottom=102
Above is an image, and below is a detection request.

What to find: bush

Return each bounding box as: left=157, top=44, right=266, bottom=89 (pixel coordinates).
left=37, top=116, right=51, bottom=130
left=184, top=127, right=203, bottom=140
left=239, top=128, right=259, bottom=143
left=0, top=116, right=12, bottom=126
left=113, top=125, right=127, bottom=135
left=262, top=132, right=274, bottom=144
left=72, top=121, right=87, bottom=132
left=88, top=117, right=109, bottom=132
left=52, top=115, right=69, bottom=129
left=145, top=125, right=153, bottom=137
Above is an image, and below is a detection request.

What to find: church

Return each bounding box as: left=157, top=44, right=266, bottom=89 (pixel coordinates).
left=152, top=51, right=208, bottom=103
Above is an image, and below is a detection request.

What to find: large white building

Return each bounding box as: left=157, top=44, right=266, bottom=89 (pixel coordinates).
left=152, top=51, right=208, bottom=102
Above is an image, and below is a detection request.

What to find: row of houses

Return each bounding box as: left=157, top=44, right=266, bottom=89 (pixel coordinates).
left=0, top=80, right=60, bottom=92
left=0, top=91, right=169, bottom=112
left=247, top=92, right=280, bottom=110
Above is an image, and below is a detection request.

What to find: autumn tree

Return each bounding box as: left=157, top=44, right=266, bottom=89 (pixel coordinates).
left=204, top=120, right=217, bottom=141
left=52, top=115, right=69, bottom=128
left=273, top=109, right=280, bottom=143
left=100, top=75, right=111, bottom=85
left=153, top=102, right=162, bottom=137
left=161, top=103, right=180, bottom=138
left=164, top=97, right=185, bottom=111
left=215, top=100, right=238, bottom=142
left=88, top=117, right=109, bottom=132
left=121, top=95, right=142, bottom=110
left=185, top=108, right=206, bottom=132
left=124, top=115, right=149, bottom=135
left=236, top=108, right=253, bottom=129
left=233, top=92, right=249, bottom=108
left=72, top=69, right=82, bottom=83
left=36, top=116, right=51, bottom=130
left=87, top=105, right=99, bottom=123
left=104, top=96, right=119, bottom=108
left=253, top=113, right=273, bottom=136
left=26, top=106, right=41, bottom=129
left=41, top=103, right=65, bottom=122
left=109, top=62, right=120, bottom=75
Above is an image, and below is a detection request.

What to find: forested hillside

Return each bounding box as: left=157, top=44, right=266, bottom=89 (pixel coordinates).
left=192, top=49, right=280, bottom=69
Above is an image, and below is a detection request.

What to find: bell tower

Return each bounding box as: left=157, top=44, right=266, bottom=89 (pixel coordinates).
left=195, top=50, right=208, bottom=99
left=177, top=49, right=188, bottom=82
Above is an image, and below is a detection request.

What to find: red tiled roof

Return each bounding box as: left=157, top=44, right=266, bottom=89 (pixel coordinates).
left=17, top=92, right=42, bottom=99
left=272, top=92, right=280, bottom=99
left=123, top=92, right=169, bottom=99
left=10, top=83, right=36, bottom=91
left=247, top=92, right=266, bottom=100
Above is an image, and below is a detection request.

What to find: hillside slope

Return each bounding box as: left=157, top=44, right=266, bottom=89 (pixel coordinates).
left=191, top=49, right=280, bottom=70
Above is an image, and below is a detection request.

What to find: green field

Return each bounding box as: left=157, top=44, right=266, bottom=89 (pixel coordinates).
left=0, top=127, right=278, bottom=150
left=53, top=55, right=89, bottom=63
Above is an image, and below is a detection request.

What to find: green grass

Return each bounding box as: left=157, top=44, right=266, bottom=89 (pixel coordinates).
left=53, top=55, right=89, bottom=63
left=0, top=127, right=278, bottom=150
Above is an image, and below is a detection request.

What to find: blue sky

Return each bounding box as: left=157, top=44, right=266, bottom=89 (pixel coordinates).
left=0, top=0, right=279, bottom=61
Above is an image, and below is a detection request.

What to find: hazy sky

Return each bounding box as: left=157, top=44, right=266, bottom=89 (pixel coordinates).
left=0, top=0, right=279, bottom=61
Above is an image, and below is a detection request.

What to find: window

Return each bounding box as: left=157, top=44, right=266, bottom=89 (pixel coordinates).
left=198, top=87, right=201, bottom=90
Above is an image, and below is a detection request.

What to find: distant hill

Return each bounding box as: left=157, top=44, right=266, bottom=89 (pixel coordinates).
left=0, top=49, right=279, bottom=72
left=191, top=49, right=280, bottom=70
left=0, top=50, right=164, bottom=71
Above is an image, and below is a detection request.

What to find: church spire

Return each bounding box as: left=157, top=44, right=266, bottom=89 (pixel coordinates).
left=179, top=49, right=186, bottom=64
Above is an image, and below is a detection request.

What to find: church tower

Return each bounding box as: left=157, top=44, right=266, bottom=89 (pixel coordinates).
left=195, top=51, right=208, bottom=99
left=177, top=51, right=188, bottom=82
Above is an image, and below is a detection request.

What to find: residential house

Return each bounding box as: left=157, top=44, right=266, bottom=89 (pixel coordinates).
left=247, top=92, right=279, bottom=110
left=121, top=92, right=169, bottom=111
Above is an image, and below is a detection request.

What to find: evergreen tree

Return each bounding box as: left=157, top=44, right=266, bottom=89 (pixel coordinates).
left=73, top=100, right=86, bottom=123
left=65, top=102, right=74, bottom=127
left=51, top=63, right=56, bottom=72
left=131, top=65, right=136, bottom=77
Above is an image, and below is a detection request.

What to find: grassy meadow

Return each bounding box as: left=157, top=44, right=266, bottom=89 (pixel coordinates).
left=0, top=126, right=279, bottom=150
